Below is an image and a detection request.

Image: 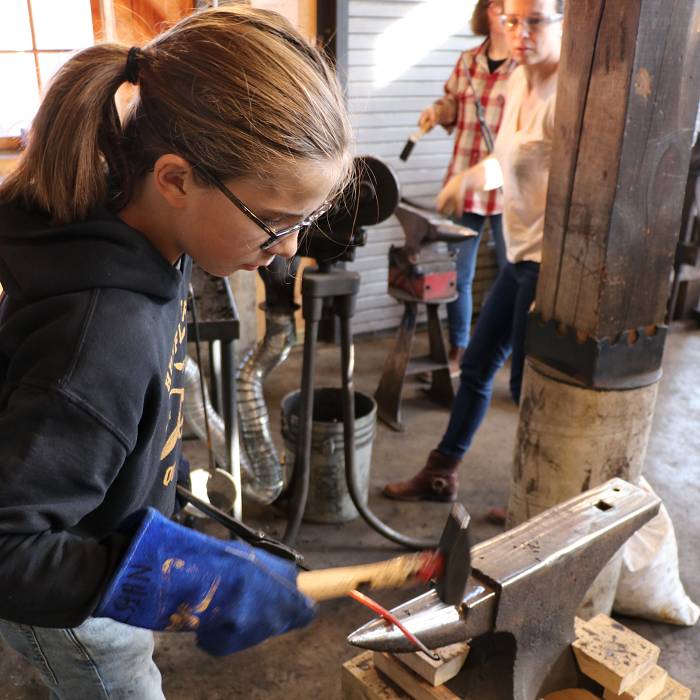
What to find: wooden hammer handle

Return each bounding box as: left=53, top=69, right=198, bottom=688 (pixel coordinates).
left=297, top=553, right=427, bottom=602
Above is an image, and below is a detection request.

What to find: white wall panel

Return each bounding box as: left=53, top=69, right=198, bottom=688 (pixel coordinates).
left=344, top=0, right=498, bottom=335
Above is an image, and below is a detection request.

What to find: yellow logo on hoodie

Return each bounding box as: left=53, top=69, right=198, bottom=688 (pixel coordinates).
left=161, top=298, right=188, bottom=486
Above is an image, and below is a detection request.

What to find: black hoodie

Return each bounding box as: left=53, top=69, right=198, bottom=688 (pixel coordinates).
left=0, top=204, right=191, bottom=627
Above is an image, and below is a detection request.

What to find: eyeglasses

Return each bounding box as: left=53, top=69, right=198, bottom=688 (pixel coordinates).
left=203, top=169, right=332, bottom=251
left=499, top=13, right=563, bottom=32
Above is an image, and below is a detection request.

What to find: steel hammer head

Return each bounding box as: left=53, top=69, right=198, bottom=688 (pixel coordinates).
left=435, top=503, right=471, bottom=605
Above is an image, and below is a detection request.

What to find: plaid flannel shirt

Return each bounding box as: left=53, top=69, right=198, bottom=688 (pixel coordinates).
left=439, top=40, right=514, bottom=216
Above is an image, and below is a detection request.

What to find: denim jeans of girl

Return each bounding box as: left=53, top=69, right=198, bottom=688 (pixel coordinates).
left=438, top=260, right=539, bottom=459
left=446, top=212, right=506, bottom=349
left=0, top=616, right=163, bottom=699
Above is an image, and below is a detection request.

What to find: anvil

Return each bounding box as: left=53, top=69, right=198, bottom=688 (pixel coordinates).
left=388, top=201, right=479, bottom=301
left=347, top=478, right=660, bottom=700
left=394, top=201, right=478, bottom=258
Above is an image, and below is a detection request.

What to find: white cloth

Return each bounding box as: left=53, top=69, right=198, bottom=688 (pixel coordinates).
left=614, top=477, right=699, bottom=626
left=484, top=66, right=558, bottom=264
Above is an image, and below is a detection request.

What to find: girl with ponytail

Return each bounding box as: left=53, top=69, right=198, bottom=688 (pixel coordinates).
left=0, top=6, right=352, bottom=697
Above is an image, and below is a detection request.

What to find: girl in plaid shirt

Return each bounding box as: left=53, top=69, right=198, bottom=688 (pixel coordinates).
left=419, top=0, right=514, bottom=373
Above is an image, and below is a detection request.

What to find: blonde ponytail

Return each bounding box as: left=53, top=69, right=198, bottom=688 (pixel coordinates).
left=1, top=6, right=353, bottom=224
left=1, top=45, right=133, bottom=222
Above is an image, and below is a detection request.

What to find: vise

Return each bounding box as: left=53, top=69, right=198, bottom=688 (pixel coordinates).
left=389, top=200, right=478, bottom=301
left=348, top=478, right=661, bottom=699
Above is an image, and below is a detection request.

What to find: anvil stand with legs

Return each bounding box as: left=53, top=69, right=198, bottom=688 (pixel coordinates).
left=282, top=268, right=436, bottom=550
left=374, top=287, right=457, bottom=432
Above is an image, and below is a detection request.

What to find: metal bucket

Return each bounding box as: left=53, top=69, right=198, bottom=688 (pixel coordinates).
left=281, top=387, right=377, bottom=523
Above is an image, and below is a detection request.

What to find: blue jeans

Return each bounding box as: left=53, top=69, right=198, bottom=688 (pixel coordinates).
left=437, top=261, right=539, bottom=460
left=446, top=212, right=506, bottom=348
left=0, top=617, right=163, bottom=699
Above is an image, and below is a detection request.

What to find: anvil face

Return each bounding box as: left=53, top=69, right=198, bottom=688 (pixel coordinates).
left=346, top=479, right=661, bottom=700
left=394, top=202, right=479, bottom=255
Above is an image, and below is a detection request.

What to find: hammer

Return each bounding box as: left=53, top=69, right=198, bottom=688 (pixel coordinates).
left=297, top=504, right=471, bottom=604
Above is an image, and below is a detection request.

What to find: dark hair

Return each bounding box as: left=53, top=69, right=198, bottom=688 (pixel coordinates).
left=1, top=6, right=353, bottom=223
left=471, top=0, right=493, bottom=37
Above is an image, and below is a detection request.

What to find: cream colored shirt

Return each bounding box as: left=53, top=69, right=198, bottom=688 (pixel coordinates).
left=485, top=66, right=557, bottom=264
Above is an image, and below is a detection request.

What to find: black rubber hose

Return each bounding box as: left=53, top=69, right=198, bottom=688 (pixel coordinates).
left=283, top=313, right=320, bottom=545
left=338, top=306, right=437, bottom=550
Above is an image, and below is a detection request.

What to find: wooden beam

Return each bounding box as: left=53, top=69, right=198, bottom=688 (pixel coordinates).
left=538, top=0, right=642, bottom=333
left=531, top=0, right=700, bottom=386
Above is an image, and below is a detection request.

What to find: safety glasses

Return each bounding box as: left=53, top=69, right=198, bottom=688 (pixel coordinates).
left=203, top=170, right=331, bottom=251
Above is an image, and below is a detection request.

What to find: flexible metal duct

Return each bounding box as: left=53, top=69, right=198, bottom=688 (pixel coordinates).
left=236, top=308, right=296, bottom=504
left=182, top=355, right=254, bottom=490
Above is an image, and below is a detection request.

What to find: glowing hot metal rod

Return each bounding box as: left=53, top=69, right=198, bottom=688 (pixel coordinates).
left=347, top=478, right=660, bottom=700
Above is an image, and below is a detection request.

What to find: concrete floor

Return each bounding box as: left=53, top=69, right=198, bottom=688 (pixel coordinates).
left=0, top=324, right=698, bottom=698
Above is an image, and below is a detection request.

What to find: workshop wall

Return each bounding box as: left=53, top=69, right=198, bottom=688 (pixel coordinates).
left=250, top=0, right=315, bottom=36
left=342, top=0, right=499, bottom=335
left=91, top=0, right=193, bottom=43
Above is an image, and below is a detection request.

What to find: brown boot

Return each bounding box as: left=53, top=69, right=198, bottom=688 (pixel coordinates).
left=382, top=450, right=460, bottom=502
left=485, top=506, right=507, bottom=525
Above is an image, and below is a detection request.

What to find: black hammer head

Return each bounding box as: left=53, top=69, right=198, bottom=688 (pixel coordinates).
left=436, top=503, right=471, bottom=605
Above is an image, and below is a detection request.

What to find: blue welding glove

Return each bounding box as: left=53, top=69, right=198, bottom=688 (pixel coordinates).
left=96, top=508, right=315, bottom=655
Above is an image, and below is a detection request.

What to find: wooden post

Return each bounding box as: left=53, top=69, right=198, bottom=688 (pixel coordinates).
left=507, top=0, right=700, bottom=615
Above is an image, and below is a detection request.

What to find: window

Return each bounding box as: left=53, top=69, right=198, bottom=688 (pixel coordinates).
left=0, top=0, right=94, bottom=139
